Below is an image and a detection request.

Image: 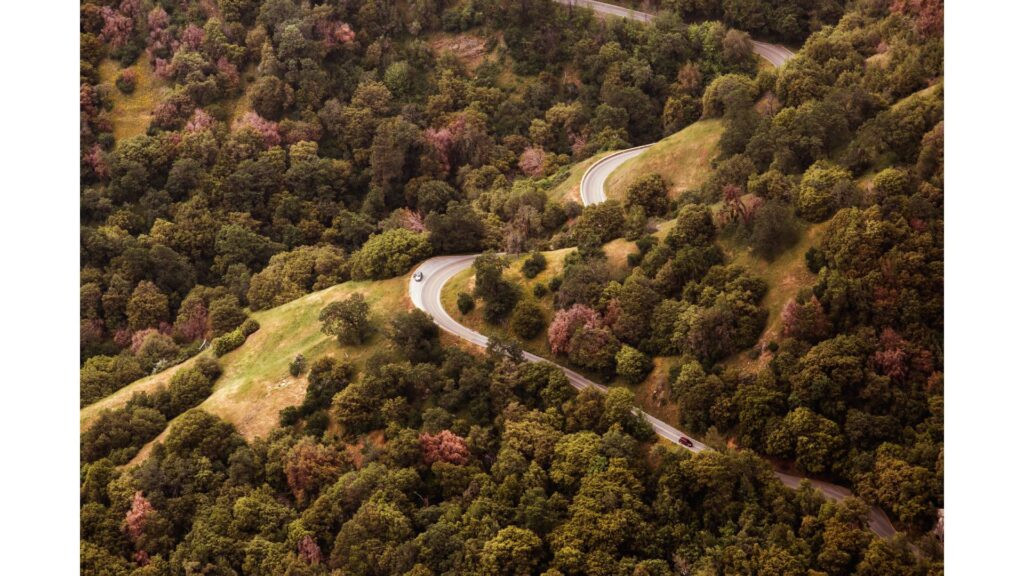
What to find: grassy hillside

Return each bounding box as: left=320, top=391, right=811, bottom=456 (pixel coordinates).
left=718, top=220, right=828, bottom=372
left=97, top=58, right=168, bottom=140
left=543, top=152, right=614, bottom=204
left=435, top=244, right=695, bottom=425
left=81, top=276, right=408, bottom=440
left=440, top=248, right=572, bottom=360
left=604, top=119, right=724, bottom=202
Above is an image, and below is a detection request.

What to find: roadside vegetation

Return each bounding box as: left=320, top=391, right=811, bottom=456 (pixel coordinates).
left=80, top=0, right=943, bottom=572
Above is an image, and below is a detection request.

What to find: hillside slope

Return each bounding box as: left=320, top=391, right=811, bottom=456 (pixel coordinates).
left=604, top=119, right=724, bottom=201
left=81, top=276, right=408, bottom=440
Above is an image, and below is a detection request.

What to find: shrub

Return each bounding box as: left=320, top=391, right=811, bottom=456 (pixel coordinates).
left=115, top=68, right=137, bottom=94
left=302, top=357, right=354, bottom=414
left=548, top=276, right=562, bottom=292
left=635, top=234, right=656, bottom=254
left=81, top=354, right=145, bottom=407
left=510, top=300, right=546, bottom=340
left=521, top=251, right=547, bottom=279
left=167, top=368, right=214, bottom=416
left=240, top=318, right=260, bottom=337
left=194, top=357, right=222, bottom=381
left=805, top=247, right=826, bottom=273
left=212, top=329, right=246, bottom=357
left=457, top=292, right=475, bottom=314
left=80, top=406, right=166, bottom=464
left=624, top=205, right=647, bottom=241
left=304, top=410, right=330, bottom=438
left=533, top=283, right=548, bottom=298
left=473, top=251, right=519, bottom=323
left=389, top=309, right=442, bottom=364
left=666, top=204, right=716, bottom=249
left=701, top=74, right=758, bottom=117
left=749, top=200, right=799, bottom=260
left=247, top=245, right=349, bottom=311
left=572, top=200, right=625, bottom=244
left=134, top=331, right=180, bottom=373
left=616, top=345, right=653, bottom=384
left=290, top=354, right=307, bottom=377
left=568, top=325, right=620, bottom=375
left=279, top=406, right=301, bottom=427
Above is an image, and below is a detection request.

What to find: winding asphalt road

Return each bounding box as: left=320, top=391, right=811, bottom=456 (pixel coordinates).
left=409, top=254, right=710, bottom=452
left=556, top=0, right=796, bottom=66
left=409, top=0, right=894, bottom=538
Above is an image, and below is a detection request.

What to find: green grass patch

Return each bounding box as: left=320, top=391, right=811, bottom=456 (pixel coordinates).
left=604, top=119, right=724, bottom=202
left=440, top=249, right=572, bottom=359
left=98, top=58, right=168, bottom=140
left=82, top=276, right=408, bottom=440
left=718, top=219, right=829, bottom=372
left=543, top=152, right=614, bottom=204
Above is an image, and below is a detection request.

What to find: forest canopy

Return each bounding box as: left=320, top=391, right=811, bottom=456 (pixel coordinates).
left=80, top=0, right=943, bottom=573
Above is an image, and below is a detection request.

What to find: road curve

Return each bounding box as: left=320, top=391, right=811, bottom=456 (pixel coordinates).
left=579, top=144, right=653, bottom=205
left=408, top=253, right=894, bottom=537
left=555, top=0, right=796, bottom=66
left=409, top=254, right=711, bottom=454
left=409, top=0, right=893, bottom=538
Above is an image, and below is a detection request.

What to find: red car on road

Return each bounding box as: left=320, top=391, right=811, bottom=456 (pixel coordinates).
left=678, top=436, right=694, bottom=448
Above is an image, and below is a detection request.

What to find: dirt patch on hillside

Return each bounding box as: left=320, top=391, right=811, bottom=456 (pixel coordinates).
left=429, top=33, right=490, bottom=71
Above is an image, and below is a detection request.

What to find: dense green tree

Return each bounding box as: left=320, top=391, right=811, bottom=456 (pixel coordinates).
left=425, top=202, right=488, bottom=253
left=625, top=174, right=670, bottom=217
left=473, top=251, right=519, bottom=323
left=168, top=367, right=215, bottom=416
left=797, top=161, right=855, bottom=222
left=81, top=354, right=145, bottom=406
left=520, top=250, right=547, bottom=279
left=767, top=407, right=843, bottom=475
left=208, top=294, right=247, bottom=336
left=479, top=526, right=544, bottom=576
left=320, top=293, right=373, bottom=345
left=388, top=309, right=442, bottom=364
left=749, top=199, right=799, bottom=259
left=78, top=3, right=944, bottom=571
left=126, top=281, right=170, bottom=332
left=509, top=299, right=546, bottom=340
left=302, top=358, right=355, bottom=416
left=615, top=345, right=652, bottom=385
left=572, top=200, right=625, bottom=244
left=349, top=229, right=432, bottom=280
left=665, top=204, right=715, bottom=249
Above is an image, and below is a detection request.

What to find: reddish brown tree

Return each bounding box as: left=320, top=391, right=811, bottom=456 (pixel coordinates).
left=781, top=296, right=830, bottom=343
left=420, top=430, right=470, bottom=465
left=284, top=437, right=346, bottom=504
left=873, top=327, right=909, bottom=383
left=174, top=296, right=209, bottom=342
left=123, top=491, right=154, bottom=544
left=518, top=147, right=546, bottom=177
left=719, top=184, right=762, bottom=227
left=180, top=24, right=205, bottom=50
left=185, top=108, right=216, bottom=133
left=235, top=112, right=282, bottom=147
left=297, top=534, right=323, bottom=565
left=100, top=6, right=133, bottom=48
left=548, top=304, right=601, bottom=355
left=891, top=0, right=944, bottom=36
